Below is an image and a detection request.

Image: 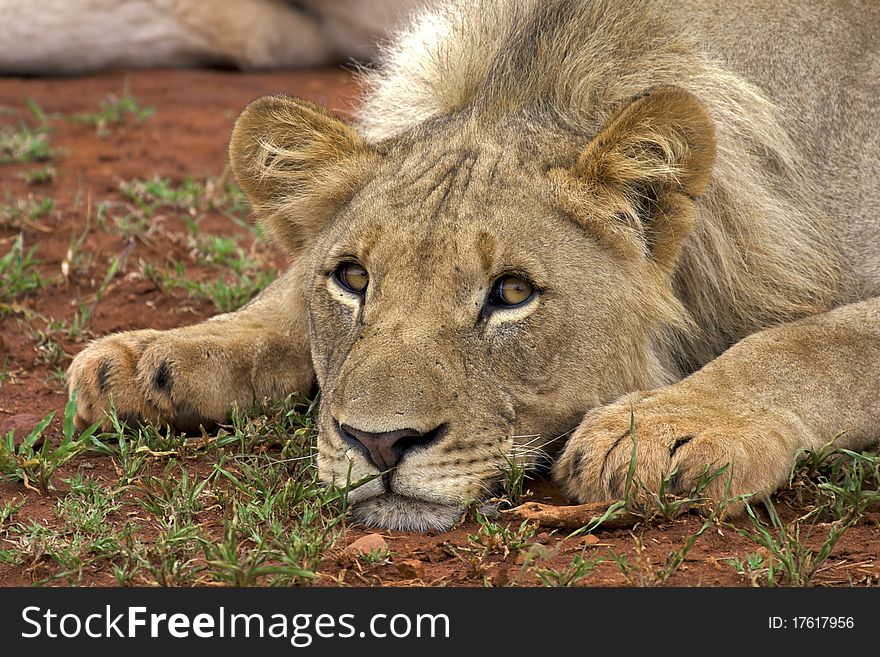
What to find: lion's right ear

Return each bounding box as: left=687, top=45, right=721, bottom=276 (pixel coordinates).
left=549, top=86, right=716, bottom=270
left=230, top=95, right=378, bottom=255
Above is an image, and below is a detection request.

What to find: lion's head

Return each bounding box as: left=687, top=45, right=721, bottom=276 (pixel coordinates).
left=229, top=87, right=715, bottom=530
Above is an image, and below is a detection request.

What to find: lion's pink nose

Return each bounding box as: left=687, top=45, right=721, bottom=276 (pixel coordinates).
left=338, top=423, right=445, bottom=470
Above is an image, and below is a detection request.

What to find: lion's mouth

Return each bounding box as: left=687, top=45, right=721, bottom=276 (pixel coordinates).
left=350, top=494, right=466, bottom=532
left=323, top=419, right=501, bottom=531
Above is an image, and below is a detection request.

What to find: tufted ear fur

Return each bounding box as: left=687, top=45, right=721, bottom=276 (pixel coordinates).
left=550, top=86, right=716, bottom=270
left=229, top=95, right=378, bottom=255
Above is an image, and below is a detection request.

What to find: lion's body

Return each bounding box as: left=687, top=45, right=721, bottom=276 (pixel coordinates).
left=0, top=0, right=417, bottom=73
left=68, top=0, right=880, bottom=531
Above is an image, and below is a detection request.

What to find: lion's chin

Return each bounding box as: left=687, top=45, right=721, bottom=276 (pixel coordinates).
left=350, top=494, right=465, bottom=532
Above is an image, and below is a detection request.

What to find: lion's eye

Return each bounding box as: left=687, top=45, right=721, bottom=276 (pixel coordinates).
left=489, top=275, right=534, bottom=307
left=334, top=262, right=369, bottom=294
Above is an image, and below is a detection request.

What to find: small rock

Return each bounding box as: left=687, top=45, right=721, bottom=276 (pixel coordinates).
left=344, top=533, right=388, bottom=556
left=535, top=532, right=553, bottom=544
left=396, top=558, right=425, bottom=579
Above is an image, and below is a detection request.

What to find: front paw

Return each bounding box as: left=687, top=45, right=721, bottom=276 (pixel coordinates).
left=67, top=330, right=234, bottom=432
left=552, top=389, right=806, bottom=508
left=66, top=330, right=165, bottom=430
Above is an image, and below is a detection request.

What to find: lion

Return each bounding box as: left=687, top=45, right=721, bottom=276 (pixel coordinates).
left=66, top=0, right=880, bottom=531
left=0, top=0, right=417, bottom=74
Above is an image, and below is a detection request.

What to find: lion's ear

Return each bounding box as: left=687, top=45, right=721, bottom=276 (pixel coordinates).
left=552, top=86, right=716, bottom=269
left=230, top=95, right=378, bottom=255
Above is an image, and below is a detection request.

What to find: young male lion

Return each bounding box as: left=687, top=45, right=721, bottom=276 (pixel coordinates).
left=67, top=0, right=880, bottom=531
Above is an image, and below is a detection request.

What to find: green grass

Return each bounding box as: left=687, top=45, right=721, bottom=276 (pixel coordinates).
left=62, top=218, right=96, bottom=281
left=47, top=299, right=95, bottom=342
left=94, top=200, right=148, bottom=237
left=0, top=354, right=11, bottom=386
left=0, top=393, right=364, bottom=586
left=2, top=373, right=874, bottom=587
left=734, top=499, right=848, bottom=587
left=466, top=514, right=537, bottom=559
left=185, top=272, right=276, bottom=313
left=0, top=393, right=101, bottom=494
left=599, top=454, right=739, bottom=586
left=0, top=499, right=24, bottom=528
left=0, top=122, right=52, bottom=163
left=193, top=235, right=246, bottom=269
left=29, top=329, right=69, bottom=367
left=5, top=474, right=128, bottom=584
left=446, top=513, right=538, bottom=581
left=783, top=442, right=880, bottom=521
left=119, top=176, right=203, bottom=215
left=533, top=547, right=605, bottom=587
left=135, top=461, right=210, bottom=525
left=725, top=551, right=770, bottom=585
left=212, top=179, right=251, bottom=220
left=607, top=513, right=718, bottom=587
left=0, top=98, right=53, bottom=163
left=9, top=301, right=94, bottom=372
left=70, top=87, right=154, bottom=138
left=721, top=445, right=880, bottom=586
left=141, top=255, right=276, bottom=313
left=115, top=175, right=251, bottom=235
left=115, top=174, right=251, bottom=227
left=1, top=194, right=55, bottom=229
left=23, top=165, right=56, bottom=185
left=496, top=446, right=530, bottom=508
left=0, top=234, right=48, bottom=302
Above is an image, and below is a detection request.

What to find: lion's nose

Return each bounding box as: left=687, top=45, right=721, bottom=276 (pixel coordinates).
left=337, top=422, right=445, bottom=471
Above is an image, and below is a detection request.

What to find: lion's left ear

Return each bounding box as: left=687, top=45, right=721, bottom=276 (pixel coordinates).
left=550, top=86, right=716, bottom=269
left=230, top=95, right=379, bottom=255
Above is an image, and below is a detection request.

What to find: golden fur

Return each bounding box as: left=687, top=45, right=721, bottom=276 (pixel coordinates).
left=68, top=0, right=880, bottom=530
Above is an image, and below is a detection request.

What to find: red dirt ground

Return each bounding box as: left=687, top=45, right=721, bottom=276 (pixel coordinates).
left=1, top=68, right=878, bottom=587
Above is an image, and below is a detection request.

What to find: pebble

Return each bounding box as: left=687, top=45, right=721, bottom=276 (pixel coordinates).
left=396, top=558, right=425, bottom=579
left=344, top=533, right=388, bottom=556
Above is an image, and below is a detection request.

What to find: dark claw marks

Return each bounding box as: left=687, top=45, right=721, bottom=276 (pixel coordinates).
left=568, top=448, right=584, bottom=481
left=666, top=468, right=685, bottom=495
left=599, top=430, right=631, bottom=487
left=153, top=361, right=172, bottom=393
left=670, top=434, right=694, bottom=457
left=97, top=359, right=111, bottom=395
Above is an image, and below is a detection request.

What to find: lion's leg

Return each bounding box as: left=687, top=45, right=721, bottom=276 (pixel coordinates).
left=554, top=297, right=880, bottom=507
left=66, top=267, right=313, bottom=431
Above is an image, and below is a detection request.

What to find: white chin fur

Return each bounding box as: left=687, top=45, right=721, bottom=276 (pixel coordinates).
left=351, top=494, right=465, bottom=532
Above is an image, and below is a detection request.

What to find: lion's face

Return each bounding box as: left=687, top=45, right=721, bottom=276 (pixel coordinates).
left=230, top=89, right=715, bottom=530
left=306, top=141, right=657, bottom=530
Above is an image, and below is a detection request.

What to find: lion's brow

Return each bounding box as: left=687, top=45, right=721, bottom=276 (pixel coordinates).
left=386, top=146, right=495, bottom=219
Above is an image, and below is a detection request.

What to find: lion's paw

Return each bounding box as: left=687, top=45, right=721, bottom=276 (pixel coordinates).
left=67, top=323, right=312, bottom=433
left=552, top=389, right=805, bottom=509
left=66, top=329, right=165, bottom=430
left=67, top=329, right=226, bottom=431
